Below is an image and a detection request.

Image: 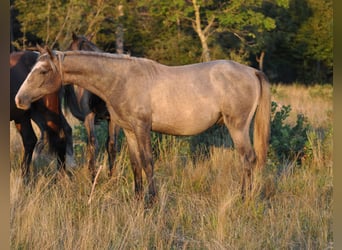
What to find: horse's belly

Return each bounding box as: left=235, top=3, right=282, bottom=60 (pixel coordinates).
left=151, top=109, right=220, bottom=136
left=150, top=83, right=221, bottom=135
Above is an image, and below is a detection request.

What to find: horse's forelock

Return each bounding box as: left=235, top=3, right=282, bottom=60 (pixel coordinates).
left=49, top=59, right=57, bottom=73
left=35, top=51, right=65, bottom=78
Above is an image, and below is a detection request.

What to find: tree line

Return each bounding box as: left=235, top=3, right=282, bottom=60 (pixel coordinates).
left=10, top=0, right=332, bottom=84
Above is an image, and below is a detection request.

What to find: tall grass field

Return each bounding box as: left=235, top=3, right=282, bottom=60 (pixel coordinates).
left=10, top=84, right=333, bottom=249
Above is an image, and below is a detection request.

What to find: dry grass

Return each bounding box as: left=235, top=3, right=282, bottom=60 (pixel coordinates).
left=10, top=84, right=333, bottom=249
left=271, top=84, right=333, bottom=128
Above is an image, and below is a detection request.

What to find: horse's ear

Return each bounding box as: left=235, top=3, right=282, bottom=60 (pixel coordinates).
left=36, top=44, right=45, bottom=54
left=45, top=46, right=55, bottom=59
left=72, top=31, right=78, bottom=41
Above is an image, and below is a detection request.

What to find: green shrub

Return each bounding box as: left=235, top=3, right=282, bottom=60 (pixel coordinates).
left=269, top=101, right=311, bottom=164
left=72, top=120, right=126, bottom=163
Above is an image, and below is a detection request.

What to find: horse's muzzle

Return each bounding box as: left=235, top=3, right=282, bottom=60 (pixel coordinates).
left=15, top=95, right=31, bottom=110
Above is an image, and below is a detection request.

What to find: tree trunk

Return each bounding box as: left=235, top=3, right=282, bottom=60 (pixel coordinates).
left=256, top=51, right=265, bottom=72
left=192, top=0, right=211, bottom=62
left=116, top=4, right=124, bottom=54
left=116, top=23, right=124, bottom=54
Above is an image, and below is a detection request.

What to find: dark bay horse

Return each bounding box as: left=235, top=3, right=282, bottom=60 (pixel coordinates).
left=15, top=48, right=271, bottom=200
left=10, top=51, right=74, bottom=182
left=64, top=33, right=120, bottom=180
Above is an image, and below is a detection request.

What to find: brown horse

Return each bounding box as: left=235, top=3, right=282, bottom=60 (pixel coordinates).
left=64, top=33, right=120, bottom=180
left=10, top=50, right=74, bottom=183
left=15, top=48, right=271, bottom=201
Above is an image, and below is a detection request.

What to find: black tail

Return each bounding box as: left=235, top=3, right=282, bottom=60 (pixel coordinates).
left=63, top=85, right=86, bottom=121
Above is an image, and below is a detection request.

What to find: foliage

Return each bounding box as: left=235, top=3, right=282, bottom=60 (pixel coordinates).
left=10, top=0, right=332, bottom=84
left=72, top=120, right=119, bottom=164
left=269, top=101, right=311, bottom=164
left=294, top=0, right=333, bottom=66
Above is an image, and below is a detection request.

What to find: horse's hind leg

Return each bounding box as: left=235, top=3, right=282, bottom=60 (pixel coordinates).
left=60, top=113, right=76, bottom=168
left=33, top=131, right=46, bottom=159
left=31, top=117, right=47, bottom=162
left=107, top=120, right=120, bottom=178
left=224, top=119, right=256, bottom=199
left=16, top=120, right=37, bottom=184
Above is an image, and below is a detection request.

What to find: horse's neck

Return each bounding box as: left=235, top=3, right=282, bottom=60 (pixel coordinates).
left=62, top=55, right=121, bottom=102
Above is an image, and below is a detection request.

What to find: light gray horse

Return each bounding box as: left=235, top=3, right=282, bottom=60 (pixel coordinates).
left=15, top=47, right=271, bottom=202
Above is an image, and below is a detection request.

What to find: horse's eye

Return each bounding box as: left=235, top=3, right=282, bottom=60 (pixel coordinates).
left=40, top=70, right=48, bottom=75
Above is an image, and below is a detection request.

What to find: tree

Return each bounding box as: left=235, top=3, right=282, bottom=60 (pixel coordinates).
left=260, top=0, right=332, bottom=83
left=172, top=0, right=288, bottom=63
left=190, top=0, right=215, bottom=62
left=294, top=0, right=333, bottom=82
left=12, top=0, right=123, bottom=50
left=10, top=0, right=332, bottom=84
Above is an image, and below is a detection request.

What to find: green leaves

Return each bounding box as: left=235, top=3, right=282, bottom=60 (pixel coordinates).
left=269, top=101, right=311, bottom=163
left=11, top=0, right=332, bottom=84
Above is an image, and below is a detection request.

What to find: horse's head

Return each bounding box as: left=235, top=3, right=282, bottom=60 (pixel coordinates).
left=15, top=45, right=63, bottom=110
left=67, top=32, right=101, bottom=52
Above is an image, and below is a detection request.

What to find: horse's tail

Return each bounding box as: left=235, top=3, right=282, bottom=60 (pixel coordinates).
left=254, top=71, right=271, bottom=169
left=63, top=85, right=85, bottom=121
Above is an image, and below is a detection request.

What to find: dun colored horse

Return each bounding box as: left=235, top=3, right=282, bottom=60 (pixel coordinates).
left=15, top=47, right=271, bottom=200
left=65, top=33, right=120, bottom=180
left=10, top=50, right=74, bottom=182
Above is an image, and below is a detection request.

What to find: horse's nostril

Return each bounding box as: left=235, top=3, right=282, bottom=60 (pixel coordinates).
left=15, top=95, right=29, bottom=110
left=15, top=96, right=21, bottom=106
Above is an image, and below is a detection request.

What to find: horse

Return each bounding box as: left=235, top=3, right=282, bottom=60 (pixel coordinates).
left=10, top=50, right=74, bottom=183
left=64, top=33, right=120, bottom=180
left=15, top=47, right=271, bottom=201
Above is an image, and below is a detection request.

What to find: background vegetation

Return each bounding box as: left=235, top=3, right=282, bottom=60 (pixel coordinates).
left=11, top=0, right=332, bottom=84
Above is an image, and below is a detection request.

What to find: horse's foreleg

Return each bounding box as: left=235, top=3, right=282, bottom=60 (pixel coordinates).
left=123, top=129, right=145, bottom=200
left=16, top=121, right=37, bottom=184
left=107, top=121, right=120, bottom=178
left=84, top=112, right=97, bottom=182
left=129, top=124, right=157, bottom=203
left=139, top=132, right=157, bottom=203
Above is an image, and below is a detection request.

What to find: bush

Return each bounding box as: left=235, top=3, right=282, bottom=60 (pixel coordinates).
left=269, top=101, right=311, bottom=164
left=72, top=120, right=126, bottom=164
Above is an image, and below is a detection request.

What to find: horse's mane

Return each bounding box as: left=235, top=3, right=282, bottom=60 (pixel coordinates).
left=39, top=50, right=160, bottom=78
left=61, top=50, right=160, bottom=77
left=57, top=50, right=158, bottom=65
